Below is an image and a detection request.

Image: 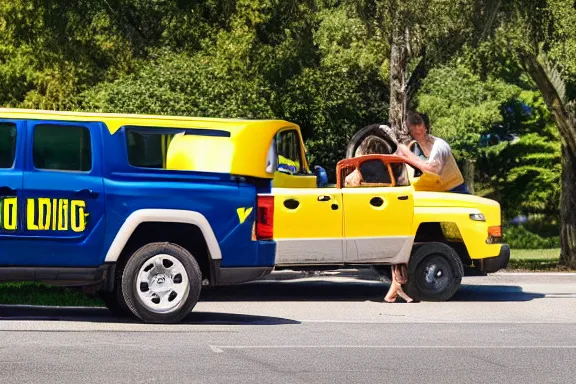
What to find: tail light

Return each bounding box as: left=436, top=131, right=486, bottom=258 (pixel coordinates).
left=487, top=226, right=503, bottom=244
left=256, top=195, right=274, bottom=240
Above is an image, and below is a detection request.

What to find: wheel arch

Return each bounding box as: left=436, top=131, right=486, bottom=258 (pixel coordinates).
left=104, top=209, right=221, bottom=263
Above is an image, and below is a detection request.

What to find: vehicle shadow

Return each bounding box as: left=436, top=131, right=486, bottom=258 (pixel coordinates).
left=200, top=279, right=546, bottom=303
left=0, top=305, right=300, bottom=325
left=452, top=284, right=546, bottom=302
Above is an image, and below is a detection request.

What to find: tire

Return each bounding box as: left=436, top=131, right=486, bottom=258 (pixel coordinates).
left=121, top=242, right=202, bottom=324
left=99, top=290, right=133, bottom=318
left=404, top=242, right=464, bottom=301
left=98, top=261, right=133, bottom=319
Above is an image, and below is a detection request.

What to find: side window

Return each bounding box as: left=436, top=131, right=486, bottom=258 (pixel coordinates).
left=126, top=129, right=178, bottom=169
left=266, top=138, right=278, bottom=173
left=33, top=125, right=92, bottom=171
left=276, top=130, right=304, bottom=174
left=359, top=160, right=391, bottom=184
left=0, top=123, right=17, bottom=168
left=389, top=162, right=410, bottom=186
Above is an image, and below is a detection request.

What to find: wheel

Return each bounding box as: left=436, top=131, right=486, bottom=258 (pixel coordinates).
left=121, top=242, right=202, bottom=324
left=98, top=261, right=133, bottom=319
left=99, top=290, right=133, bottom=318
left=404, top=242, right=464, bottom=301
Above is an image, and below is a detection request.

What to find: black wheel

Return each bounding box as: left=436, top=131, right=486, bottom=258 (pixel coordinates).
left=98, top=261, right=133, bottom=319
left=99, top=290, right=133, bottom=318
left=404, top=242, right=464, bottom=301
left=121, top=242, right=202, bottom=324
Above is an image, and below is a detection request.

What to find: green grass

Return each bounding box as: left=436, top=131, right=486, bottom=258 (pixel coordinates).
left=0, top=282, right=103, bottom=307
left=506, top=248, right=566, bottom=271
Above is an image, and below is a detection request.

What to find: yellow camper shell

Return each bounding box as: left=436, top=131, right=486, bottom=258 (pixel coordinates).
left=0, top=108, right=307, bottom=180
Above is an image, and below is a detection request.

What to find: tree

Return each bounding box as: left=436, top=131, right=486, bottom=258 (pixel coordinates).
left=484, top=0, right=576, bottom=267
left=372, top=0, right=504, bottom=141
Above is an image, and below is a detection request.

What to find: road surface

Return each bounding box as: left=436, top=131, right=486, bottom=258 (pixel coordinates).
left=1, top=272, right=575, bottom=384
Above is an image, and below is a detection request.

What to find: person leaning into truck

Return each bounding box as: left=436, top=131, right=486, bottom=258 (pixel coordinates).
left=394, top=112, right=470, bottom=194
left=343, top=135, right=415, bottom=303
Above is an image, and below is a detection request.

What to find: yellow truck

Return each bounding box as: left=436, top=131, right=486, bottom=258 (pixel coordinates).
left=267, top=125, right=510, bottom=302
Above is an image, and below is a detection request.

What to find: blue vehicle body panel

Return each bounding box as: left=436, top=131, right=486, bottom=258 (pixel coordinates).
left=0, top=119, right=25, bottom=265
left=0, top=119, right=275, bottom=273
left=18, top=120, right=106, bottom=267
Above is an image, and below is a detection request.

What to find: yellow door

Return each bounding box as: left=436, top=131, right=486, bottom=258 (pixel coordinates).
left=342, top=186, right=414, bottom=264
left=272, top=187, right=343, bottom=265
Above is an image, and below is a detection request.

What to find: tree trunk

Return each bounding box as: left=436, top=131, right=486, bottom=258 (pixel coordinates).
left=560, top=145, right=576, bottom=268
left=389, top=25, right=409, bottom=143
left=461, top=159, right=476, bottom=195
left=520, top=52, right=576, bottom=268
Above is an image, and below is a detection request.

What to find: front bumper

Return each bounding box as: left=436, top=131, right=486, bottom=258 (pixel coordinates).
left=473, top=244, right=510, bottom=274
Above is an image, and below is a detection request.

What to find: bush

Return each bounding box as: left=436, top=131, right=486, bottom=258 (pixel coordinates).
left=503, top=225, right=560, bottom=249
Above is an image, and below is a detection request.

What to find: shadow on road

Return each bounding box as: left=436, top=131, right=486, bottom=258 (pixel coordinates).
left=0, top=305, right=300, bottom=325
left=199, top=280, right=546, bottom=303
left=453, top=284, right=545, bottom=302
left=0, top=280, right=549, bottom=324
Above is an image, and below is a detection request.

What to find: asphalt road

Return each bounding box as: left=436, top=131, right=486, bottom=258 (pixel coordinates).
left=1, top=272, right=576, bottom=384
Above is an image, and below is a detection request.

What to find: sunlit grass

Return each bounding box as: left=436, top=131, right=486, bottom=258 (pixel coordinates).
left=506, top=248, right=566, bottom=271
left=0, top=282, right=103, bottom=307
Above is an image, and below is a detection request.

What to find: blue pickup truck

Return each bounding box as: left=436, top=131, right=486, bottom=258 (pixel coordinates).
left=0, top=108, right=288, bottom=323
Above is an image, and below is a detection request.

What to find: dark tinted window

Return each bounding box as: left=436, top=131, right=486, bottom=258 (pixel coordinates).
left=389, top=162, right=410, bottom=186
left=0, top=123, right=17, bottom=168
left=33, top=125, right=92, bottom=171
left=126, top=130, right=179, bottom=169
left=359, top=160, right=391, bottom=184
left=276, top=130, right=304, bottom=174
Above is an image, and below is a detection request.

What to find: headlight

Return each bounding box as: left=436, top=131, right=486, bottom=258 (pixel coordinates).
left=469, top=213, right=486, bottom=221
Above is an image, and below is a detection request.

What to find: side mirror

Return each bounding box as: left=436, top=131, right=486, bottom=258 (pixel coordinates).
left=314, top=165, right=328, bottom=187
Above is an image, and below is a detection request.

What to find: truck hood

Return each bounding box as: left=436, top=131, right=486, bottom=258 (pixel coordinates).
left=413, top=191, right=501, bottom=209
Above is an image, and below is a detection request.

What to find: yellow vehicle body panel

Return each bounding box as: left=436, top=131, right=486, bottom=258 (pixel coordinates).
left=272, top=172, right=317, bottom=188
left=0, top=108, right=306, bottom=180
left=272, top=187, right=343, bottom=264
left=272, top=188, right=342, bottom=239
left=342, top=186, right=414, bottom=238
left=412, top=191, right=503, bottom=260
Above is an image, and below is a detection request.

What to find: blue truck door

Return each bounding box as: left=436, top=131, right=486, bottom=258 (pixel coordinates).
left=0, top=120, right=24, bottom=264
left=20, top=121, right=106, bottom=267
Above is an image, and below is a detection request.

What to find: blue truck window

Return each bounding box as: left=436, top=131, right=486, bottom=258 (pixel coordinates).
left=0, top=123, right=16, bottom=168
left=125, top=127, right=231, bottom=169
left=33, top=125, right=92, bottom=171
left=126, top=129, right=180, bottom=169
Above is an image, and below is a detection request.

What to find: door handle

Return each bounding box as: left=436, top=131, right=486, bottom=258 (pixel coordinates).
left=283, top=199, right=300, bottom=210
left=317, top=195, right=331, bottom=202
left=0, top=186, right=17, bottom=196
left=370, top=197, right=384, bottom=207
left=398, top=195, right=409, bottom=200
left=74, top=189, right=99, bottom=198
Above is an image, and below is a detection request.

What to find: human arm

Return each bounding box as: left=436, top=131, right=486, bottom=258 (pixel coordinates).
left=396, top=144, right=443, bottom=174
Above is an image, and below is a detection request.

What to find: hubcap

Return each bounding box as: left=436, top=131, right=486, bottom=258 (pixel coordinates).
left=136, top=254, right=189, bottom=313
left=415, top=254, right=453, bottom=296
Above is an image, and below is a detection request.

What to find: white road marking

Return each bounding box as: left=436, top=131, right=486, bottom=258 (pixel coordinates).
left=209, top=345, right=224, bottom=353
left=209, top=345, right=576, bottom=352
left=495, top=273, right=576, bottom=276
left=299, top=319, right=576, bottom=324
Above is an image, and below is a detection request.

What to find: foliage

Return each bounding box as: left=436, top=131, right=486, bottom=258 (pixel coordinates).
left=504, top=225, right=560, bottom=249
left=0, top=0, right=568, bottom=231
left=417, top=64, right=521, bottom=158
